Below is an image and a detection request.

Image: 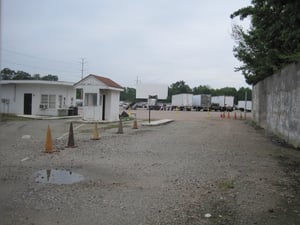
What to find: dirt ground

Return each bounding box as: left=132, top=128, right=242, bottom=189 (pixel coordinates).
left=0, top=110, right=300, bottom=225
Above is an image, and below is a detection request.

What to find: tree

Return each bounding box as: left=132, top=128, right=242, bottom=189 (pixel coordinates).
left=193, top=85, right=213, bottom=95
left=41, top=74, right=58, bottom=81
left=168, top=81, right=192, bottom=102
left=32, top=74, right=41, bottom=80
left=0, top=68, right=16, bottom=80
left=237, top=87, right=252, bottom=101
left=231, top=0, right=300, bottom=85
left=0, top=68, right=60, bottom=81
left=13, top=70, right=32, bottom=80
left=120, top=87, right=136, bottom=102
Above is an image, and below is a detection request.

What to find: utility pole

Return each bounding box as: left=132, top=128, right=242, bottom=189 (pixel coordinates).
left=81, top=58, right=85, bottom=79
left=0, top=0, right=2, bottom=81
left=0, top=0, right=2, bottom=122
left=135, top=76, right=141, bottom=86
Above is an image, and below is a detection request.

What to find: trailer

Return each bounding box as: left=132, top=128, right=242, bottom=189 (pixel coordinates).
left=238, top=101, right=252, bottom=112
left=192, top=94, right=211, bottom=111
left=211, top=96, right=234, bottom=111
left=171, top=93, right=193, bottom=111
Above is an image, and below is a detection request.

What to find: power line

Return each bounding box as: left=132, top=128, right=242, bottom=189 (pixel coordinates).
left=0, top=48, right=79, bottom=66
left=0, top=48, right=86, bottom=80
left=2, top=58, right=79, bottom=74
left=135, top=76, right=141, bottom=86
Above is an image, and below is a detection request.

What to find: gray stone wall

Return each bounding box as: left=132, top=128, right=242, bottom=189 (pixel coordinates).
left=252, top=61, right=300, bottom=148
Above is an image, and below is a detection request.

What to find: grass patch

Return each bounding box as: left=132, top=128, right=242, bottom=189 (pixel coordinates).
left=0, top=114, right=32, bottom=121
left=78, top=129, right=92, bottom=133
left=218, top=180, right=235, bottom=190
left=103, top=124, right=119, bottom=129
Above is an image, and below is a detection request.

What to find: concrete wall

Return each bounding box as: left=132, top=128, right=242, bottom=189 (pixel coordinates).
left=252, top=61, right=300, bottom=148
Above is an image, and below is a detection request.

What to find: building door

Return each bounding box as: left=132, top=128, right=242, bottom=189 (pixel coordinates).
left=102, top=95, right=106, bottom=120
left=24, top=93, right=32, bottom=115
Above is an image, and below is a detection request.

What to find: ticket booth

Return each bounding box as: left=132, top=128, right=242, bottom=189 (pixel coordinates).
left=74, top=74, right=123, bottom=121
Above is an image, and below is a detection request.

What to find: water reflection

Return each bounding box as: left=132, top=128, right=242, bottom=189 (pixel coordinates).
left=35, top=169, right=84, bottom=184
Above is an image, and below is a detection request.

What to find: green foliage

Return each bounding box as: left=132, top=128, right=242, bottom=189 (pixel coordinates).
left=169, top=80, right=192, bottom=95
left=167, top=80, right=192, bottom=101
left=1, top=68, right=16, bottom=80
left=237, top=87, right=252, bottom=102
left=41, top=74, right=58, bottom=81
left=0, top=68, right=59, bottom=81
left=120, top=87, right=136, bottom=102
left=193, top=85, right=213, bottom=95
left=13, top=71, right=32, bottom=80
left=231, top=0, right=300, bottom=84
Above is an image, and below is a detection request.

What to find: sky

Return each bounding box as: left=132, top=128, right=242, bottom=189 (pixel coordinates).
left=1, top=0, right=251, bottom=89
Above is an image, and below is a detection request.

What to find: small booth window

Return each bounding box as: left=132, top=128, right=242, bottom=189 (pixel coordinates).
left=85, top=93, right=97, bottom=106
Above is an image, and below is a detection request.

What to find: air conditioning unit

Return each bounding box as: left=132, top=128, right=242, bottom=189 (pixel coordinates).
left=1, top=98, right=9, bottom=104
left=39, top=104, right=48, bottom=110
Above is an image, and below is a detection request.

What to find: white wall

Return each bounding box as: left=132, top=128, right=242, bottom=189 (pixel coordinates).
left=0, top=83, right=75, bottom=116
left=0, top=84, right=15, bottom=114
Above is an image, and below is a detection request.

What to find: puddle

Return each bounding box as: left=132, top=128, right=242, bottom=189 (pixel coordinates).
left=35, top=169, right=84, bottom=184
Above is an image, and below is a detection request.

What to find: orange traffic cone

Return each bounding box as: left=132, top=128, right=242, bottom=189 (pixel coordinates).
left=45, top=125, right=54, bottom=153
left=66, top=122, right=77, bottom=148
left=117, top=119, right=124, bottom=134
left=91, top=123, right=100, bottom=140
left=133, top=119, right=138, bottom=129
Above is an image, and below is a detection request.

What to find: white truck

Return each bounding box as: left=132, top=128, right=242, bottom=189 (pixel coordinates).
left=211, top=96, right=234, bottom=111
left=171, top=93, right=193, bottom=111
left=238, top=101, right=252, bottom=112
left=192, top=94, right=211, bottom=111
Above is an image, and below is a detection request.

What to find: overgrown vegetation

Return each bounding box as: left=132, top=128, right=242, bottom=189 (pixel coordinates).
left=231, top=0, right=300, bottom=85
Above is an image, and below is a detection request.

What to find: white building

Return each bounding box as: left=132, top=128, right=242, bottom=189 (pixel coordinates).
left=74, top=74, right=123, bottom=122
left=0, top=80, right=75, bottom=116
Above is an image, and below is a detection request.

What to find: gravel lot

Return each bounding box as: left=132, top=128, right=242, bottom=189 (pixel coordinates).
left=0, top=110, right=300, bottom=225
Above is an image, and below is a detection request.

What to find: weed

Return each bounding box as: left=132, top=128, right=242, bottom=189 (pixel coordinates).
left=218, top=180, right=235, bottom=190
left=0, top=114, right=32, bottom=121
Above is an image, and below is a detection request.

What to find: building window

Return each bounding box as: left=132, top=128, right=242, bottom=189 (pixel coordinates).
left=76, top=88, right=83, bottom=99
left=59, top=95, right=62, bottom=108
left=41, top=95, right=48, bottom=105
left=84, top=93, right=97, bottom=106
left=49, top=95, right=56, bottom=108
left=41, top=94, right=56, bottom=109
